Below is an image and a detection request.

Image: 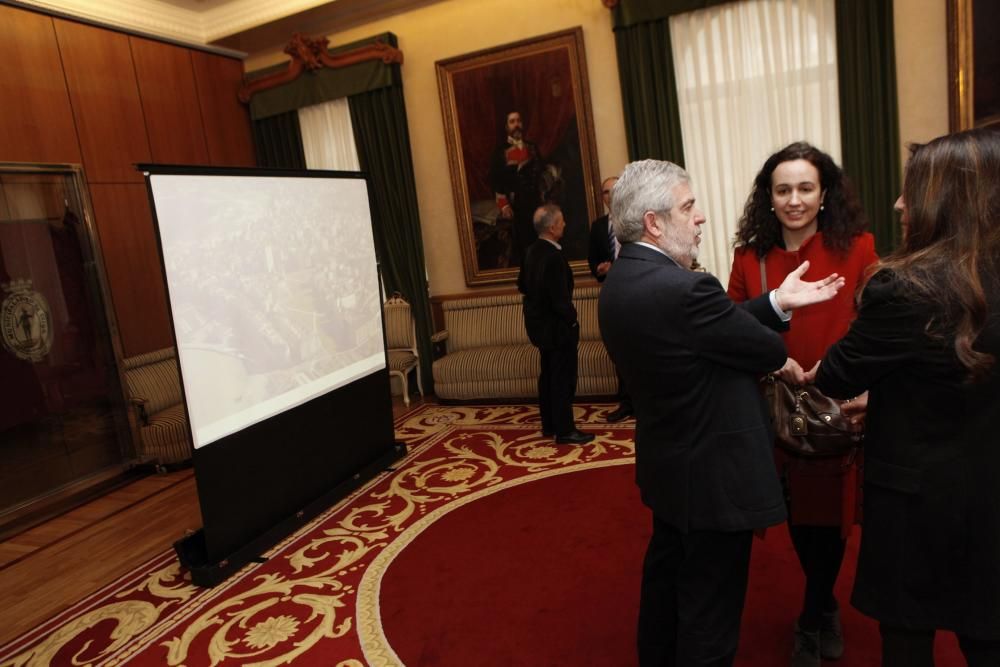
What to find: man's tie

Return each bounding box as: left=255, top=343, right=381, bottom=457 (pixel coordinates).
left=608, top=221, right=620, bottom=259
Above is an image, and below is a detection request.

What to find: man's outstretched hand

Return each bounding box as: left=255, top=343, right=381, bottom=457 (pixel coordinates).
left=774, top=260, right=846, bottom=311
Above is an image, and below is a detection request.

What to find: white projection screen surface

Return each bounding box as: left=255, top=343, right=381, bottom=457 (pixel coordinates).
left=147, top=173, right=385, bottom=449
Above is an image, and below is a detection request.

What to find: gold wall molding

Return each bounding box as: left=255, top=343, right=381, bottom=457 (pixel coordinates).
left=947, top=0, right=974, bottom=130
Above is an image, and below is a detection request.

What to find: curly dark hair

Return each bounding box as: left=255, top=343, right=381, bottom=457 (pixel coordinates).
left=734, top=142, right=867, bottom=257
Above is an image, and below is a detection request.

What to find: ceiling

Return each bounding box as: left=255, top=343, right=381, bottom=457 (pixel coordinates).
left=13, top=0, right=438, bottom=54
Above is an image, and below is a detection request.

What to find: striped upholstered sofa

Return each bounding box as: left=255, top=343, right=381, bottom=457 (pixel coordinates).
left=122, top=347, right=192, bottom=466
left=431, top=285, right=617, bottom=402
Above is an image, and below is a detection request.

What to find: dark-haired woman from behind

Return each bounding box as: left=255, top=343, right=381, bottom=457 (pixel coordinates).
left=815, top=127, right=1000, bottom=666
left=727, top=142, right=878, bottom=667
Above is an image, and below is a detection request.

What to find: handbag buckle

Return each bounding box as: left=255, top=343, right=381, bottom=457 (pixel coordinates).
left=790, top=412, right=808, bottom=436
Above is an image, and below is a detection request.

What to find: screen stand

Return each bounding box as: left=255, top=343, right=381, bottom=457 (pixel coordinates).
left=174, top=442, right=406, bottom=587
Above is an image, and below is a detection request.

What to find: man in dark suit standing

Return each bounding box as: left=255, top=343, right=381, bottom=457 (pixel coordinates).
left=588, top=176, right=620, bottom=281
left=518, top=204, right=594, bottom=445
left=598, top=159, right=846, bottom=666
left=588, top=175, right=632, bottom=423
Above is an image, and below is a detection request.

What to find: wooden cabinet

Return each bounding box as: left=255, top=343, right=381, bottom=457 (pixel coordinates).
left=130, top=37, right=210, bottom=166
left=54, top=19, right=151, bottom=183
left=192, top=51, right=256, bottom=167
left=0, top=6, right=81, bottom=164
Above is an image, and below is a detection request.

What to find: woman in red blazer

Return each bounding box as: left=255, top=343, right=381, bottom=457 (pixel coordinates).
left=727, top=142, right=877, bottom=666
left=817, top=128, right=1000, bottom=666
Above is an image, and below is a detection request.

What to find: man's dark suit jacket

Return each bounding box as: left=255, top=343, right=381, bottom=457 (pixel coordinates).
left=598, top=243, right=788, bottom=532
left=517, top=238, right=577, bottom=349
left=588, top=214, right=614, bottom=282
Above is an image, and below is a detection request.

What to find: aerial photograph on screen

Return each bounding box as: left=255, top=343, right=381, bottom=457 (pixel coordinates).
left=149, top=174, right=384, bottom=447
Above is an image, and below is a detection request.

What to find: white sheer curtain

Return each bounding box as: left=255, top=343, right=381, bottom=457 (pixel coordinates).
left=298, top=97, right=360, bottom=171
left=669, top=0, right=840, bottom=286
left=298, top=97, right=391, bottom=375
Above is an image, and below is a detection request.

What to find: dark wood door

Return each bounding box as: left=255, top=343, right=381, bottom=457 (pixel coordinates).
left=0, top=7, right=81, bottom=165
left=130, top=37, right=211, bottom=166
left=54, top=19, right=151, bottom=184
left=88, top=183, right=172, bottom=357
left=191, top=51, right=256, bottom=167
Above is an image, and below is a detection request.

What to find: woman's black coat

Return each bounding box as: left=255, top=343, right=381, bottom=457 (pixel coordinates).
left=816, top=269, right=1000, bottom=639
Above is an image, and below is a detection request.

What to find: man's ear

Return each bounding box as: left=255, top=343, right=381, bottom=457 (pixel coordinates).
left=642, top=211, right=661, bottom=239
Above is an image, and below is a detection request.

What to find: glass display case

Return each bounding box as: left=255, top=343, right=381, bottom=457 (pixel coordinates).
left=0, top=164, right=134, bottom=532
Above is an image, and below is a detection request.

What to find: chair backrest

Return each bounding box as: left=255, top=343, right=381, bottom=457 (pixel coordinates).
left=383, top=293, right=417, bottom=353
left=122, top=347, right=182, bottom=415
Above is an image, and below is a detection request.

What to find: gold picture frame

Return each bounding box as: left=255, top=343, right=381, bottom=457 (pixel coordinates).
left=948, top=0, right=1000, bottom=130
left=436, top=28, right=602, bottom=286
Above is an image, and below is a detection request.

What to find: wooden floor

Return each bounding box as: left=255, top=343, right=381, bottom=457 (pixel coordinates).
left=0, top=395, right=431, bottom=648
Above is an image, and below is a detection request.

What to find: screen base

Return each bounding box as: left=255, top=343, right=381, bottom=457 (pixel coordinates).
left=175, top=441, right=406, bottom=588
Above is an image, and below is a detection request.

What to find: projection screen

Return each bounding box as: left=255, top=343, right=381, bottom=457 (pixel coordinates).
left=146, top=171, right=384, bottom=449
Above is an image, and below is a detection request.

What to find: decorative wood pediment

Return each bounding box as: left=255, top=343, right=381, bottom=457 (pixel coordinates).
left=238, top=33, right=404, bottom=104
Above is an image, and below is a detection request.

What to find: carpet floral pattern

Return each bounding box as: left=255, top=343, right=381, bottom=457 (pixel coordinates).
left=0, top=404, right=634, bottom=667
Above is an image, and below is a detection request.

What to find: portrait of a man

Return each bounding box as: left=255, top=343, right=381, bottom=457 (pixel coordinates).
left=490, top=110, right=560, bottom=267
left=437, top=29, right=601, bottom=285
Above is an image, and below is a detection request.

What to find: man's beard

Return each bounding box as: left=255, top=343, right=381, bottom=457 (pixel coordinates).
left=658, top=224, right=699, bottom=268
left=508, top=128, right=523, bottom=140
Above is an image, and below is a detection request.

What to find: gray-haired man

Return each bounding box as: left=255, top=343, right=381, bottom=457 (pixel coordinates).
left=598, top=159, right=845, bottom=665
left=517, top=204, right=594, bottom=445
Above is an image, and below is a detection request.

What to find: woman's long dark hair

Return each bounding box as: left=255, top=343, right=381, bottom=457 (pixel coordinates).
left=734, top=142, right=867, bottom=257
left=879, top=127, right=1000, bottom=381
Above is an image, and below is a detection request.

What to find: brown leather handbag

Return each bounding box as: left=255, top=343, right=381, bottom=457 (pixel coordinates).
left=759, top=259, right=862, bottom=458
left=761, top=375, right=862, bottom=457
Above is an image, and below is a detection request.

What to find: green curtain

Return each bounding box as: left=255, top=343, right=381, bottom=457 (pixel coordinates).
left=349, top=86, right=434, bottom=392
left=835, top=0, right=902, bottom=255
left=252, top=110, right=306, bottom=169
left=613, top=18, right=686, bottom=165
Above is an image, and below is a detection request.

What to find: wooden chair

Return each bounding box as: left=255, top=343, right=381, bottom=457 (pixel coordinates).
left=383, top=293, right=424, bottom=406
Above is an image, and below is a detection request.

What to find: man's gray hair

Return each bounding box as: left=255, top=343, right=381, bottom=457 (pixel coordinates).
left=610, top=160, right=689, bottom=243
left=533, top=204, right=562, bottom=234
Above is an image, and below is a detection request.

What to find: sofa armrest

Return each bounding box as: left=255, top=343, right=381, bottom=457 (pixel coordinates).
left=129, top=397, right=150, bottom=426
left=430, top=330, right=449, bottom=359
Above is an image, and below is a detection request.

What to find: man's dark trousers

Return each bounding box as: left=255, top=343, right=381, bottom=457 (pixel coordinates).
left=538, top=325, right=578, bottom=435
left=638, top=515, right=753, bottom=666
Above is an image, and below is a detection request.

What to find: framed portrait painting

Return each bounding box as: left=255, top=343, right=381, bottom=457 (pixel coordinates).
left=948, top=0, right=1000, bottom=130
left=436, top=28, right=602, bottom=286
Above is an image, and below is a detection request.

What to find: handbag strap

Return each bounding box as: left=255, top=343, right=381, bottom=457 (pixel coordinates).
left=759, top=257, right=768, bottom=295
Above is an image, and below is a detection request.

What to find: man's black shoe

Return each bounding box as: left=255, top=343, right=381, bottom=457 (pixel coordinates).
left=606, top=405, right=633, bottom=423
left=556, top=429, right=595, bottom=445
left=541, top=429, right=554, bottom=437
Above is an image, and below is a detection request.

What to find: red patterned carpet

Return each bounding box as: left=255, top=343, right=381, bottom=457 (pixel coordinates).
left=0, top=404, right=964, bottom=666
